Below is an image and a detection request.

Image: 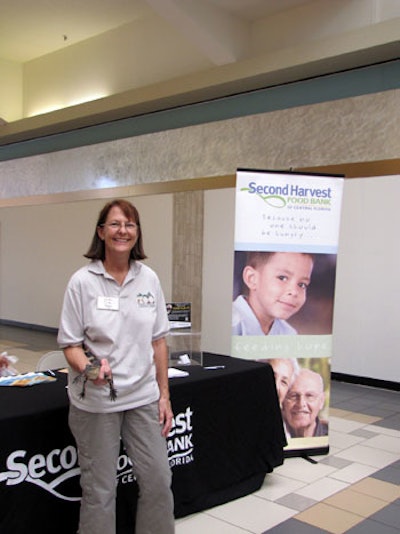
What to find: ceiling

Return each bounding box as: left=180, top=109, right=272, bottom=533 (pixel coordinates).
left=0, top=0, right=398, bottom=144
left=0, top=0, right=310, bottom=63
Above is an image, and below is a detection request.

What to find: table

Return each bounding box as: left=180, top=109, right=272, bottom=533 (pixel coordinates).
left=0, top=353, right=286, bottom=533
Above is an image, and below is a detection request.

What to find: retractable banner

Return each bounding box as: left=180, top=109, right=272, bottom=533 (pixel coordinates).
left=231, top=169, right=344, bottom=455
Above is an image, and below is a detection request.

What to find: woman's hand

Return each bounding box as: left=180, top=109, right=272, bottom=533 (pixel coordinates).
left=159, top=395, right=173, bottom=437
left=92, top=358, right=112, bottom=386
left=152, top=337, right=173, bottom=437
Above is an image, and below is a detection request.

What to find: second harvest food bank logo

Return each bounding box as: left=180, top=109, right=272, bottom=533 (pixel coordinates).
left=241, top=181, right=333, bottom=209
left=0, top=407, right=194, bottom=501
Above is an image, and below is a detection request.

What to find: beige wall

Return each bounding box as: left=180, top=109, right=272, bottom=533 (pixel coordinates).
left=202, top=188, right=235, bottom=356
left=0, top=195, right=173, bottom=328
left=333, top=175, right=400, bottom=383
left=0, top=59, right=22, bottom=122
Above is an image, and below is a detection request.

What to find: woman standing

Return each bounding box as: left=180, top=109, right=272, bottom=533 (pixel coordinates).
left=58, top=199, right=174, bottom=534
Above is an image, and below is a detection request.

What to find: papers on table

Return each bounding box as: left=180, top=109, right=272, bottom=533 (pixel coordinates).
left=168, top=368, right=189, bottom=378
left=0, top=372, right=57, bottom=387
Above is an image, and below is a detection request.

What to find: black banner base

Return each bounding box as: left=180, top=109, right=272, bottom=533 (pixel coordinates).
left=284, top=446, right=329, bottom=459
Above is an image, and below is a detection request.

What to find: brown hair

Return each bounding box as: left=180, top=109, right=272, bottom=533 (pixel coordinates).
left=84, top=199, right=147, bottom=261
left=246, top=251, right=314, bottom=269
left=245, top=251, right=274, bottom=269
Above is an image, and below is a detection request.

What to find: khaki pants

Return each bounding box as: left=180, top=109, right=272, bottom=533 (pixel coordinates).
left=69, top=402, right=175, bottom=534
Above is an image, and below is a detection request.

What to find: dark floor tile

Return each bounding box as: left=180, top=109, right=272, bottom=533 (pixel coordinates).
left=331, top=400, right=362, bottom=411
left=368, top=389, right=400, bottom=400
left=372, top=413, right=400, bottom=431
left=371, top=464, right=400, bottom=485
left=318, top=456, right=353, bottom=469
left=331, top=380, right=365, bottom=392
left=331, top=382, right=399, bottom=404
left=275, top=493, right=317, bottom=512
left=369, top=503, right=400, bottom=530
left=392, top=498, right=400, bottom=508
left=346, top=517, right=400, bottom=534
left=330, top=389, right=360, bottom=401
left=356, top=389, right=399, bottom=401
left=350, top=429, right=379, bottom=439
left=263, top=518, right=329, bottom=533
left=388, top=460, right=400, bottom=471
left=346, top=395, right=383, bottom=406
left=380, top=402, right=400, bottom=413
left=353, top=405, right=397, bottom=417
left=330, top=390, right=363, bottom=405
left=330, top=382, right=364, bottom=394
left=333, top=397, right=397, bottom=418
left=334, top=399, right=376, bottom=411
left=331, top=400, right=390, bottom=417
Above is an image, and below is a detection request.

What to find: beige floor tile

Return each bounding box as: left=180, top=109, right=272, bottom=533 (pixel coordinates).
left=364, top=425, right=400, bottom=438
left=328, top=417, right=367, bottom=433
left=295, top=477, right=349, bottom=501
left=362, top=433, right=400, bottom=454
left=274, top=456, right=337, bottom=483
left=295, top=502, right=364, bottom=534
left=206, top=494, right=295, bottom=533
left=329, top=408, right=352, bottom=418
left=175, top=512, right=249, bottom=534
left=255, top=472, right=306, bottom=501
left=343, top=412, right=381, bottom=424
left=328, top=430, right=366, bottom=450
left=351, top=477, right=400, bottom=502
left=327, top=446, right=342, bottom=456
left=328, top=462, right=380, bottom=484
left=335, top=444, right=398, bottom=468
left=324, top=487, right=388, bottom=516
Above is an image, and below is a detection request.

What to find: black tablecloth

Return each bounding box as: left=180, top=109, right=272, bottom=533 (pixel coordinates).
left=0, top=353, right=286, bottom=533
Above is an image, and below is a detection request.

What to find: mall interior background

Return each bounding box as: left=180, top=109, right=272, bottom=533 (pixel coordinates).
left=0, top=0, right=399, bottom=386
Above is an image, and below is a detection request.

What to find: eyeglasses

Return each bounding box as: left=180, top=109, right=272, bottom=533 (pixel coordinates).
left=285, top=392, right=320, bottom=403
left=101, top=222, right=138, bottom=231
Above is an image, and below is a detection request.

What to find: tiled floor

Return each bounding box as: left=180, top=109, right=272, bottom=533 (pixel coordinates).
left=1, top=324, right=399, bottom=534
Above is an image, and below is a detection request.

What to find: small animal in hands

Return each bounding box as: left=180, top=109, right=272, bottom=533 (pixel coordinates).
left=73, top=350, right=117, bottom=401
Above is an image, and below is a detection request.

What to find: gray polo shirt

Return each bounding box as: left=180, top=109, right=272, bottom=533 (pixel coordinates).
left=58, top=260, right=169, bottom=413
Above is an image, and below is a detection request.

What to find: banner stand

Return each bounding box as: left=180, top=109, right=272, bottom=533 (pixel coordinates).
left=231, top=168, right=344, bottom=458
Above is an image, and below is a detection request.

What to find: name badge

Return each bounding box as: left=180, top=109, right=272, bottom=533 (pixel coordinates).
left=97, top=296, right=120, bottom=311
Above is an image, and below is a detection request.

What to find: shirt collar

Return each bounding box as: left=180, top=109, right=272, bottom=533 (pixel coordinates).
left=88, top=259, right=142, bottom=282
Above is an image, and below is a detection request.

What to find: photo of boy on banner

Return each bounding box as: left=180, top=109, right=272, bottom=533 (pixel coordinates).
left=232, top=251, right=337, bottom=336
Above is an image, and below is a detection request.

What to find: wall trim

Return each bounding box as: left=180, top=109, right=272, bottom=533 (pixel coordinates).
left=1, top=159, right=399, bottom=209
left=0, top=319, right=58, bottom=335
left=331, top=372, right=399, bottom=392
left=1, top=59, right=399, bottom=161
